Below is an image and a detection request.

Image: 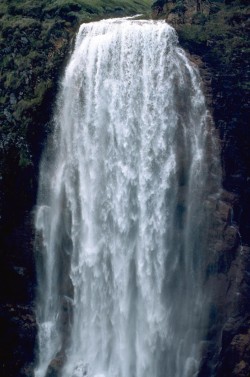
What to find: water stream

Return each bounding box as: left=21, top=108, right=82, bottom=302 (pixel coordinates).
left=35, top=18, right=220, bottom=377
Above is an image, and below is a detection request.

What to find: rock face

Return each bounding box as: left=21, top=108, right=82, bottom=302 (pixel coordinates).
left=0, top=304, right=37, bottom=377
left=0, top=6, right=75, bottom=376
left=156, top=0, right=250, bottom=375
left=0, top=0, right=249, bottom=376
left=0, top=212, right=37, bottom=377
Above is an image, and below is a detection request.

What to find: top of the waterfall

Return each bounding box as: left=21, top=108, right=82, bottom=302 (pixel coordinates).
left=78, top=17, right=172, bottom=31
left=76, top=17, right=177, bottom=51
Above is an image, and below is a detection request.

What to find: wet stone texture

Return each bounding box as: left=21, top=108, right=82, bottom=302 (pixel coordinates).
left=179, top=16, right=250, bottom=371
left=0, top=304, right=37, bottom=377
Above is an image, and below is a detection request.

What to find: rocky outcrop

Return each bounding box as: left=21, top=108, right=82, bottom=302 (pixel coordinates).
left=0, top=212, right=37, bottom=377
left=199, top=244, right=250, bottom=377
left=0, top=304, right=37, bottom=377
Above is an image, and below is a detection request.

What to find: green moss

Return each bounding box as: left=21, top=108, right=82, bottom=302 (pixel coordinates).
left=192, top=12, right=208, bottom=25
left=0, top=0, right=151, bottom=191
left=4, top=72, right=22, bottom=90
left=14, top=80, right=52, bottom=120
left=1, top=55, right=14, bottom=70
left=1, top=15, right=40, bottom=32
left=178, top=24, right=207, bottom=46
left=0, top=96, right=7, bottom=105
left=34, top=80, right=53, bottom=99
left=41, top=0, right=151, bottom=21
left=171, top=0, right=187, bottom=15
left=27, top=50, right=44, bottom=62
left=177, top=2, right=249, bottom=68
left=19, top=152, right=32, bottom=167
left=0, top=4, right=8, bottom=17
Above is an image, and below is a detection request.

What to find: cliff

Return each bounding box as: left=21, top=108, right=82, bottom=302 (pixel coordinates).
left=0, top=0, right=249, bottom=376
left=153, top=1, right=250, bottom=375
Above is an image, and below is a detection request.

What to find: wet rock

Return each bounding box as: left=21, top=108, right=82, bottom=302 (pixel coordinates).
left=45, top=351, right=65, bottom=377
left=233, top=360, right=250, bottom=377
left=10, top=93, right=17, bottom=105
left=223, top=226, right=239, bottom=250
left=3, top=109, right=12, bottom=122
left=220, top=190, right=239, bottom=206
left=0, top=304, right=37, bottom=377
left=217, top=200, right=232, bottom=223
left=221, top=316, right=246, bottom=348
left=217, top=319, right=250, bottom=377
left=21, top=37, right=29, bottom=45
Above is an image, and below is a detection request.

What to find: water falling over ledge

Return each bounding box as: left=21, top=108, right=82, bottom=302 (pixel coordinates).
left=35, top=18, right=220, bottom=377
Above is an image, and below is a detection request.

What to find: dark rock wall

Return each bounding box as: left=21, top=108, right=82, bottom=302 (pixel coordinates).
left=184, top=27, right=250, bottom=377
left=157, top=0, right=250, bottom=375
left=157, top=0, right=250, bottom=244
left=0, top=7, right=76, bottom=377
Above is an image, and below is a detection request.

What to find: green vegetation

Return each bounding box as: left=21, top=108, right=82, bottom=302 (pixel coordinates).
left=0, top=0, right=152, bottom=236
left=0, top=0, right=151, bottom=173
left=178, top=2, right=249, bottom=65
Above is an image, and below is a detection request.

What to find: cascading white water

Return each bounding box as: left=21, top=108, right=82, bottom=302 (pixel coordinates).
left=35, top=18, right=220, bottom=377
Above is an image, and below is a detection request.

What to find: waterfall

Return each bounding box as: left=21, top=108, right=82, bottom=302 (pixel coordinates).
left=35, top=18, right=220, bottom=377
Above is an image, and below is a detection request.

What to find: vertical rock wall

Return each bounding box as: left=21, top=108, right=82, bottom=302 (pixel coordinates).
left=157, top=1, right=250, bottom=375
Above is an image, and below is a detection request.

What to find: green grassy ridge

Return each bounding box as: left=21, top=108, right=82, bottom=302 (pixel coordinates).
left=45, top=0, right=151, bottom=13
left=2, top=0, right=151, bottom=23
